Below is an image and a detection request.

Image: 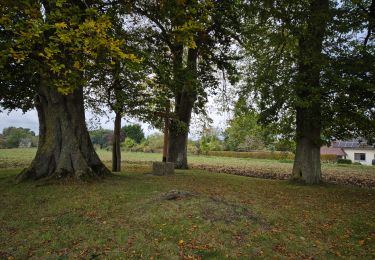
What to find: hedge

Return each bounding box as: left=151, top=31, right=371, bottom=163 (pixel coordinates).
left=206, top=151, right=338, bottom=162
left=207, top=151, right=294, bottom=160
left=337, top=159, right=352, bottom=164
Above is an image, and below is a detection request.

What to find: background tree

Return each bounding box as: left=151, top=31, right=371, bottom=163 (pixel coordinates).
left=223, top=98, right=274, bottom=151
left=198, top=127, right=224, bottom=154
left=0, top=0, right=135, bottom=181
left=121, top=124, right=145, bottom=144
left=89, top=128, right=113, bottom=149
left=126, top=0, right=242, bottom=168
left=243, top=0, right=374, bottom=184
left=1, top=127, right=37, bottom=148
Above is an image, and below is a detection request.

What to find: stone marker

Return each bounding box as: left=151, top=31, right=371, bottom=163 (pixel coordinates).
left=152, top=161, right=175, bottom=176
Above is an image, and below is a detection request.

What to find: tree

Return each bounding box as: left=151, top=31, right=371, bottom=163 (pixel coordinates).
left=224, top=98, right=273, bottom=151
left=1, top=127, right=36, bottom=148
left=127, top=0, right=242, bottom=168
left=199, top=127, right=223, bottom=154
left=243, top=0, right=375, bottom=184
left=89, top=129, right=113, bottom=149
left=121, top=124, right=145, bottom=144
left=0, top=0, right=135, bottom=181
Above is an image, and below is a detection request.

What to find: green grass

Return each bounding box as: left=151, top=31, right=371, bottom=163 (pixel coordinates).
left=2, top=148, right=375, bottom=176
left=1, top=165, right=375, bottom=258
left=0, top=148, right=375, bottom=258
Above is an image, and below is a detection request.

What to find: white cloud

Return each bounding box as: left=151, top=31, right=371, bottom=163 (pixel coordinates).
left=0, top=110, right=39, bottom=134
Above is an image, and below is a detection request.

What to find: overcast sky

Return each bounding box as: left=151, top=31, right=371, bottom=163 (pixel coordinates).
left=0, top=96, right=231, bottom=139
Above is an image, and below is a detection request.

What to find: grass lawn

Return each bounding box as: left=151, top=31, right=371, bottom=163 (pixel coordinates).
left=0, top=149, right=375, bottom=258
left=2, top=148, right=375, bottom=187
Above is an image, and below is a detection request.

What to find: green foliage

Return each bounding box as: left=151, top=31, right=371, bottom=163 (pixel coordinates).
left=141, top=133, right=164, bottom=153
left=121, top=138, right=137, bottom=150
left=338, top=159, right=352, bottom=164
left=121, top=124, right=145, bottom=144
left=0, top=0, right=136, bottom=111
left=224, top=112, right=267, bottom=151
left=128, top=0, right=242, bottom=122
left=187, top=139, right=199, bottom=155
left=223, top=98, right=279, bottom=152
left=242, top=0, right=375, bottom=143
left=1, top=127, right=36, bottom=148
left=198, top=128, right=224, bottom=155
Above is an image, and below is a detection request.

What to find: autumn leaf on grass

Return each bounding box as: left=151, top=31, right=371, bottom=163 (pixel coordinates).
left=358, top=240, right=365, bottom=246
left=178, top=240, right=185, bottom=247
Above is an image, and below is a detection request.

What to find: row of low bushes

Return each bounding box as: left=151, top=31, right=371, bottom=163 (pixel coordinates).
left=207, top=151, right=294, bottom=160
left=320, top=154, right=339, bottom=163
left=207, top=151, right=338, bottom=163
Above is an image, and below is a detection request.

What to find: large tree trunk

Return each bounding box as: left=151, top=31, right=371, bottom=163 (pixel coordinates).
left=168, top=48, right=198, bottom=169
left=291, top=0, right=329, bottom=184
left=112, top=112, right=122, bottom=172
left=292, top=107, right=322, bottom=184
left=168, top=91, right=195, bottom=169
left=16, top=82, right=110, bottom=182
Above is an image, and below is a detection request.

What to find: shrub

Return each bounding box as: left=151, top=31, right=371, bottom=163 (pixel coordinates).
left=337, top=159, right=352, bottom=164
left=320, top=154, right=337, bottom=163
left=206, top=151, right=339, bottom=162
left=121, top=138, right=137, bottom=151
left=207, top=151, right=294, bottom=160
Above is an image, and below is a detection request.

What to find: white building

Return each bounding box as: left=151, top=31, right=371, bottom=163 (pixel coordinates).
left=333, top=140, right=375, bottom=166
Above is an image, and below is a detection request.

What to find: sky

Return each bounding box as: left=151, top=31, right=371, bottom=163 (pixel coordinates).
left=0, top=96, right=232, bottom=139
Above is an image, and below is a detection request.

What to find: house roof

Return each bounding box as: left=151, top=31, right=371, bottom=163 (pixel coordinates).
left=332, top=140, right=375, bottom=150
left=320, top=146, right=346, bottom=156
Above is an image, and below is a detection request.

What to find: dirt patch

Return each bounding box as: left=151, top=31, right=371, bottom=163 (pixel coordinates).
left=201, top=197, right=270, bottom=229
left=190, top=163, right=375, bottom=189
left=160, top=190, right=197, bottom=200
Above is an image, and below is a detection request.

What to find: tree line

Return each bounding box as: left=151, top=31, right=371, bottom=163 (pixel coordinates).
left=0, top=127, right=38, bottom=149
left=0, top=0, right=374, bottom=184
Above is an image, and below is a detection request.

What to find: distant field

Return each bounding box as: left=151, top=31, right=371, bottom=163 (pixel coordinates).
left=1, top=148, right=375, bottom=188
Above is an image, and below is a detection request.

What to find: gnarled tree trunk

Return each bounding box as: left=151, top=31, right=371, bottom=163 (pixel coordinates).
left=112, top=112, right=122, bottom=172
left=291, top=0, right=329, bottom=184
left=16, top=81, right=110, bottom=182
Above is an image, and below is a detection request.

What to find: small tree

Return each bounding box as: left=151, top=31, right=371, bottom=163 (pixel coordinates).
left=121, top=124, right=145, bottom=144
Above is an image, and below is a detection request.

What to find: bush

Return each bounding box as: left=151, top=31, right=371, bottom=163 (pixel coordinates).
left=337, top=159, right=352, bottom=164
left=320, top=154, right=337, bottom=163
left=121, top=138, right=137, bottom=151
left=207, top=151, right=294, bottom=160
left=206, top=151, right=338, bottom=162
left=187, top=141, right=199, bottom=155
left=353, top=162, right=362, bottom=165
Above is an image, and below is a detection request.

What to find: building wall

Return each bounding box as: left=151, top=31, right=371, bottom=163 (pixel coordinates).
left=344, top=149, right=375, bottom=165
